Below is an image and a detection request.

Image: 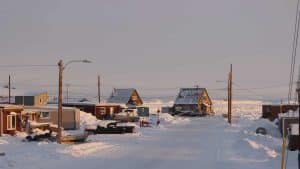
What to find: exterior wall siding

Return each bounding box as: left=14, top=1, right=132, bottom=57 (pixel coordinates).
left=32, top=107, right=80, bottom=130
left=262, top=105, right=299, bottom=121
left=0, top=107, right=23, bottom=136
left=95, top=105, right=121, bottom=120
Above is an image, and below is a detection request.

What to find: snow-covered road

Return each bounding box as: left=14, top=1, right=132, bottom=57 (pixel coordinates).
left=0, top=115, right=298, bottom=169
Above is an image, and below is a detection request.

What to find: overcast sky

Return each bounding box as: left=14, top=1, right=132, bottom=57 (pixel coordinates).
left=0, top=0, right=299, bottom=101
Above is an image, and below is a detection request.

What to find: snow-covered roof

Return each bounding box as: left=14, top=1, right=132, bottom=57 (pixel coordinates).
left=95, top=103, right=127, bottom=107
left=24, top=105, right=77, bottom=111
left=61, top=102, right=96, bottom=106
left=0, top=104, right=23, bottom=109
left=174, top=88, right=205, bottom=105
left=107, top=88, right=136, bottom=104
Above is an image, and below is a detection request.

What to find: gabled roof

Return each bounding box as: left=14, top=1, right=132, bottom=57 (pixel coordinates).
left=107, top=88, right=137, bottom=104
left=174, top=88, right=205, bottom=105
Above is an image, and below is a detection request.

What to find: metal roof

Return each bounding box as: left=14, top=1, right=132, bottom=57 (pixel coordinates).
left=174, top=88, right=205, bottom=105
left=107, top=88, right=135, bottom=104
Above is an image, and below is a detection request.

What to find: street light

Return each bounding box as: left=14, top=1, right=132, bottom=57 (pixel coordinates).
left=57, top=59, right=91, bottom=143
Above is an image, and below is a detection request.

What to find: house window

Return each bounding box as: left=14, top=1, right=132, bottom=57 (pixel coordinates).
left=132, top=95, right=138, bottom=101
left=40, top=112, right=50, bottom=119
left=7, top=114, right=16, bottom=130
left=175, top=106, right=182, bottom=111
left=266, top=107, right=271, bottom=113
left=100, top=108, right=106, bottom=114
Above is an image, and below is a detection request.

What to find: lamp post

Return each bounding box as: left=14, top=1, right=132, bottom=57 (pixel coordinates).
left=57, top=59, right=91, bottom=143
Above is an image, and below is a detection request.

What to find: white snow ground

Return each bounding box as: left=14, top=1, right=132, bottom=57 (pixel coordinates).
left=0, top=100, right=298, bottom=169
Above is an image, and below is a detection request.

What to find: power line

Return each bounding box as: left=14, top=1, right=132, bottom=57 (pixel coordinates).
left=288, top=0, right=300, bottom=103
left=0, top=64, right=56, bottom=68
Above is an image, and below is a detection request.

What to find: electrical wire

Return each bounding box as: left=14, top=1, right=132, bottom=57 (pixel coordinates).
left=288, top=0, right=300, bottom=103
left=0, top=64, right=56, bottom=68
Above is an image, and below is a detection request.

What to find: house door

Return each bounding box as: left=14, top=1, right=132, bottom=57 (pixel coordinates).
left=7, top=113, right=16, bottom=131
left=110, top=107, right=114, bottom=117
left=201, top=104, right=207, bottom=113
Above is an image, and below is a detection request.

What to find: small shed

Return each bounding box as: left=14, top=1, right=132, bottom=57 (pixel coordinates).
left=15, top=92, right=49, bottom=106
left=262, top=104, right=299, bottom=121
left=107, top=88, right=143, bottom=106
left=136, top=106, right=150, bottom=117
left=95, top=103, right=125, bottom=120
left=23, top=106, right=80, bottom=130
left=173, top=87, right=213, bottom=115
left=0, top=104, right=23, bottom=136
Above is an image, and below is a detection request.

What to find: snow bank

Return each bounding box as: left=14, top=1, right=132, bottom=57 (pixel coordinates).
left=213, top=100, right=262, bottom=120
left=278, top=109, right=299, bottom=118
left=80, top=111, right=98, bottom=129
left=144, top=99, right=263, bottom=120
left=143, top=99, right=174, bottom=114
left=160, top=113, right=190, bottom=125
left=80, top=111, right=117, bottom=129
left=0, top=139, right=8, bottom=145
left=242, top=118, right=281, bottom=138
left=59, top=142, right=114, bottom=157
left=117, top=122, right=139, bottom=128
left=244, top=138, right=278, bottom=158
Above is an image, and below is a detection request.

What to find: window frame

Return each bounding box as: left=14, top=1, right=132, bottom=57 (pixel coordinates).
left=7, top=114, right=16, bottom=130
left=100, top=107, right=106, bottom=114
left=39, top=111, right=51, bottom=119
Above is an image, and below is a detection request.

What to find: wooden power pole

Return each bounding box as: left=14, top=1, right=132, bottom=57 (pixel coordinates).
left=66, top=84, right=70, bottom=103
left=57, top=60, right=63, bottom=143
left=98, top=75, right=101, bottom=103
left=8, top=75, right=11, bottom=104
left=296, top=66, right=300, bottom=169
left=228, top=64, right=232, bottom=125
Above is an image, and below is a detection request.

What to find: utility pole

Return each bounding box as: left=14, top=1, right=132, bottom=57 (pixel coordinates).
left=56, top=59, right=91, bottom=144
left=8, top=75, right=11, bottom=104
left=98, top=75, right=101, bottom=103
left=296, top=66, right=300, bottom=169
left=228, top=64, right=232, bottom=125
left=57, top=60, right=63, bottom=144
left=66, top=84, right=70, bottom=103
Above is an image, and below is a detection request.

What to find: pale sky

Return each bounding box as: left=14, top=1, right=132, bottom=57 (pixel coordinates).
left=0, top=0, right=299, bottom=101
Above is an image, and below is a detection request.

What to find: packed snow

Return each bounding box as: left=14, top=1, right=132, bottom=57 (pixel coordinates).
left=0, top=100, right=298, bottom=169
left=80, top=111, right=117, bottom=129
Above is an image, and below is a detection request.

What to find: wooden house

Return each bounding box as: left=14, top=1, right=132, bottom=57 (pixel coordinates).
left=23, top=106, right=80, bottom=130
left=0, top=105, right=23, bottom=136
left=262, top=104, right=299, bottom=121
left=107, top=88, right=143, bottom=107
left=95, top=103, right=125, bottom=120
left=15, top=92, right=49, bottom=106
left=173, top=88, right=213, bottom=115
